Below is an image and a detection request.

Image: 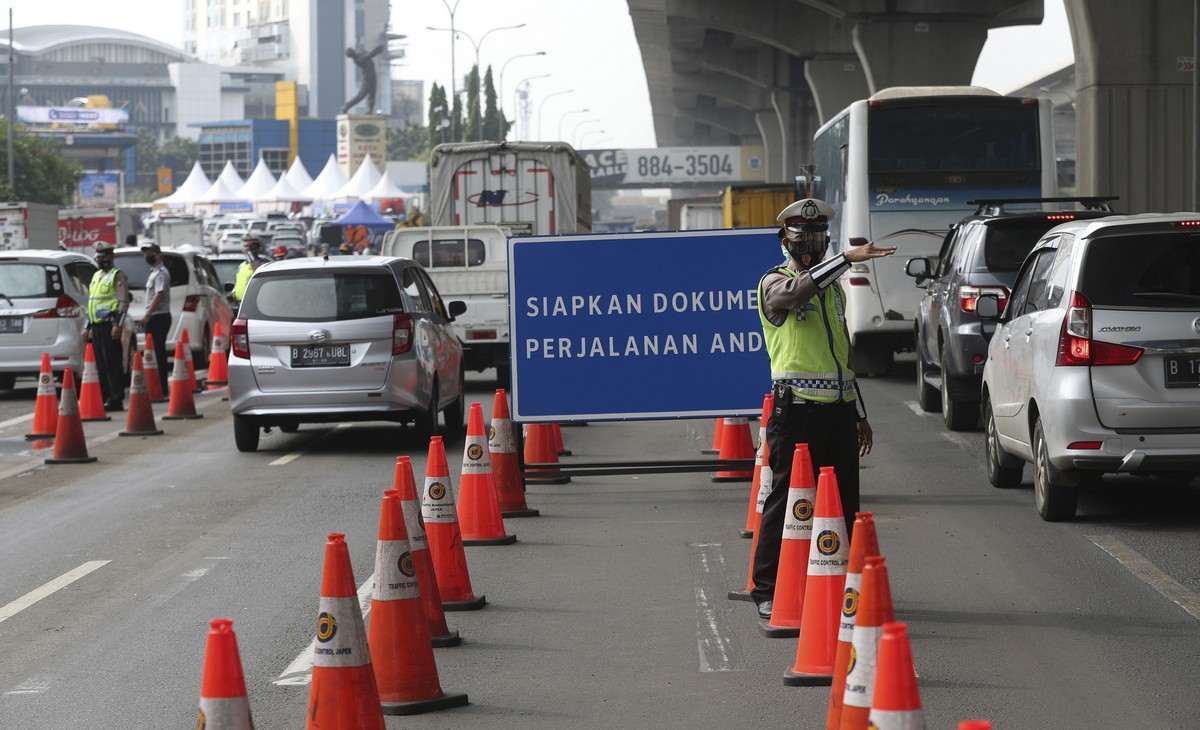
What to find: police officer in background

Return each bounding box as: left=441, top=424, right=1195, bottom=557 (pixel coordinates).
left=139, top=241, right=172, bottom=395
left=233, top=234, right=269, bottom=310
left=751, top=198, right=896, bottom=620
left=85, top=241, right=131, bottom=411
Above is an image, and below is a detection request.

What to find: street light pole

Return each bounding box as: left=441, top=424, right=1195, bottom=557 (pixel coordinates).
left=499, top=51, right=545, bottom=118
left=512, top=74, right=550, bottom=139
left=570, top=119, right=601, bottom=146
left=537, top=88, right=574, bottom=142
left=429, top=23, right=525, bottom=140
left=556, top=108, right=590, bottom=141
left=435, top=0, right=462, bottom=141
left=579, top=129, right=608, bottom=148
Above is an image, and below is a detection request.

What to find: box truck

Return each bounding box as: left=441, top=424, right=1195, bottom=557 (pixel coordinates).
left=721, top=183, right=796, bottom=229
left=0, top=203, right=60, bottom=250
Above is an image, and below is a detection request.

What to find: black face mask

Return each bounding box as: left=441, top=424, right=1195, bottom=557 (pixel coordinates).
left=145, top=255, right=157, bottom=265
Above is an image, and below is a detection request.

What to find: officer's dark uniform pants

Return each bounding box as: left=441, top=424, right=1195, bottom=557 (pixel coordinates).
left=750, top=398, right=860, bottom=605
left=90, top=322, right=126, bottom=405
left=146, top=313, right=172, bottom=394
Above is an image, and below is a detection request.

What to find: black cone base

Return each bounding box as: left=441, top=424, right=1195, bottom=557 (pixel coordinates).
left=381, top=690, right=469, bottom=716
left=782, top=669, right=833, bottom=687
left=442, top=595, right=487, bottom=611
left=431, top=629, right=461, bottom=647
left=758, top=621, right=801, bottom=638
left=502, top=508, right=540, bottom=518
left=462, top=533, right=517, bottom=546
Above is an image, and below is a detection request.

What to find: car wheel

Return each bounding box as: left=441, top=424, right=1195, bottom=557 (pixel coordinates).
left=1033, top=417, right=1077, bottom=521
left=915, top=341, right=939, bottom=413
left=443, top=371, right=466, bottom=434
left=415, top=385, right=440, bottom=440
left=941, top=349, right=979, bottom=431
left=984, top=397, right=1023, bottom=488
left=0, top=374, right=14, bottom=390
left=233, top=414, right=260, bottom=452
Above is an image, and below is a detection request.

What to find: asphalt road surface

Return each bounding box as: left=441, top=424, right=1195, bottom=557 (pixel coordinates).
left=1, top=359, right=1199, bottom=729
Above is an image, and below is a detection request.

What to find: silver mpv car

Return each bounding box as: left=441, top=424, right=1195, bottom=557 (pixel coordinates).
left=227, top=256, right=467, bottom=452
left=978, top=213, right=1200, bottom=520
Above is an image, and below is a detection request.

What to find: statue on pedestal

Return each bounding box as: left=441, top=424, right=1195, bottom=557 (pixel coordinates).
left=340, top=44, right=385, bottom=115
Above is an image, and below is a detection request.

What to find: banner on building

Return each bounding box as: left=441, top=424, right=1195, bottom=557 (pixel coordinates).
left=579, top=146, right=767, bottom=189
left=17, top=106, right=129, bottom=126
left=76, top=173, right=122, bottom=208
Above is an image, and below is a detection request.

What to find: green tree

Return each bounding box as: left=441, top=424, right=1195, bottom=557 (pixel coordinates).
left=0, top=123, right=82, bottom=205
left=428, top=83, right=453, bottom=149
left=387, top=125, right=429, bottom=161
left=481, top=66, right=510, bottom=142
left=160, top=135, right=198, bottom=171
left=465, top=64, right=481, bottom=141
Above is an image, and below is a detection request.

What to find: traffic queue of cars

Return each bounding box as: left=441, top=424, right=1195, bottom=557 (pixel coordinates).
left=906, top=200, right=1200, bottom=520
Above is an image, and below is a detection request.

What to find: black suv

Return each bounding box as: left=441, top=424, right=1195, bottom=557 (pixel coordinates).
left=905, top=197, right=1116, bottom=430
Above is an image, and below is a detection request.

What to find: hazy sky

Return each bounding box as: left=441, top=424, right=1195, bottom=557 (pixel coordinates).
left=6, top=0, right=1072, bottom=149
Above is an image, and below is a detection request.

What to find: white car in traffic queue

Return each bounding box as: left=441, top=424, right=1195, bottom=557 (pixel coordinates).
left=114, top=246, right=234, bottom=368
left=977, top=213, right=1200, bottom=521
left=226, top=255, right=467, bottom=452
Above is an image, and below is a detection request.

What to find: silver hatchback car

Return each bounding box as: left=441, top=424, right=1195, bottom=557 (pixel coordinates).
left=227, top=255, right=467, bottom=452
left=978, top=213, right=1200, bottom=520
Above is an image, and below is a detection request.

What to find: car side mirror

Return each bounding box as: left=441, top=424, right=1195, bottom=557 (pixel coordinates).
left=905, top=257, right=930, bottom=285
left=223, top=282, right=234, bottom=294
left=447, top=300, right=467, bottom=321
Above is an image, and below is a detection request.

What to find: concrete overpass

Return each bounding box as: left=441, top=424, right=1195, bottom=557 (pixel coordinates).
left=628, top=1, right=1198, bottom=213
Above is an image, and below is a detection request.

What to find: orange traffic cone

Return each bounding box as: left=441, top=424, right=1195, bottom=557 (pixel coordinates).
left=867, top=623, right=924, bottom=730
left=702, top=418, right=724, bottom=455
left=741, top=396, right=773, bottom=538
left=26, top=352, right=58, bottom=440
left=784, top=466, right=848, bottom=686
left=142, top=332, right=166, bottom=403
left=180, top=327, right=200, bottom=392
left=760, top=443, right=817, bottom=638
left=458, top=403, right=516, bottom=545
left=164, top=341, right=203, bottom=420
left=78, top=342, right=109, bottom=421
left=827, top=514, right=881, bottom=730
left=119, top=352, right=163, bottom=437
left=490, top=390, right=538, bottom=518
left=959, top=721, right=992, bottom=729
left=839, top=556, right=895, bottom=730
left=197, top=618, right=254, bottom=729
left=45, top=367, right=97, bottom=464
left=712, top=416, right=754, bottom=482
left=207, top=322, right=229, bottom=390
left=369, top=489, right=470, bottom=715
left=728, top=433, right=772, bottom=603
left=524, top=423, right=570, bottom=484
left=552, top=422, right=571, bottom=456
left=306, top=533, right=385, bottom=730
left=422, top=436, right=486, bottom=611
left=392, top=456, right=460, bottom=646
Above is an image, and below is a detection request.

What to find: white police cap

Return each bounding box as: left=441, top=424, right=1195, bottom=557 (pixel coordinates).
left=777, top=198, right=835, bottom=227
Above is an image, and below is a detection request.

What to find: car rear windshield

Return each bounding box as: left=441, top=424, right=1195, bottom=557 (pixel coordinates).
left=1082, top=233, right=1200, bottom=307
left=0, top=263, right=63, bottom=298
left=412, top=238, right=487, bottom=267
left=240, top=271, right=405, bottom=321
left=116, top=253, right=190, bottom=290
left=983, top=219, right=1071, bottom=271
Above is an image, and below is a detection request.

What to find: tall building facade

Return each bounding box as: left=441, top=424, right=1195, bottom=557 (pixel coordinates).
left=182, top=0, right=391, bottom=120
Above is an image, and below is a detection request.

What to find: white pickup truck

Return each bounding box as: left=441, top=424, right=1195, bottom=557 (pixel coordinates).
left=381, top=225, right=511, bottom=383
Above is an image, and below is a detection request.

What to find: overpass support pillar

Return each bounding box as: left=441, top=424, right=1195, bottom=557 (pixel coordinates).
left=852, top=19, right=987, bottom=93
left=756, top=106, right=786, bottom=184
left=805, top=57, right=871, bottom=125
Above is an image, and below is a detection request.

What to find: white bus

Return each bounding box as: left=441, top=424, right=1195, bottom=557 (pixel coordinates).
left=810, top=86, right=1056, bottom=374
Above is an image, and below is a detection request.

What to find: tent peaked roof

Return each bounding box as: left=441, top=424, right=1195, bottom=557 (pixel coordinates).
left=303, top=154, right=349, bottom=200
left=157, top=161, right=211, bottom=204
left=237, top=158, right=278, bottom=199
left=284, top=157, right=313, bottom=192
left=195, top=176, right=243, bottom=203
left=257, top=173, right=311, bottom=203
left=333, top=200, right=395, bottom=230
left=331, top=154, right=382, bottom=200
left=217, top=160, right=244, bottom=191
left=365, top=170, right=407, bottom=201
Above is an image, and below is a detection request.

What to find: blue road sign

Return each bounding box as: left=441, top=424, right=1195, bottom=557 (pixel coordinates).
left=509, top=228, right=785, bottom=422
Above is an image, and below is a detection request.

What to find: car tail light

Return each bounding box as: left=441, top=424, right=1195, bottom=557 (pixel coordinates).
left=467, top=329, right=497, bottom=340
left=182, top=295, right=201, bottom=312
left=1175, top=220, right=1200, bottom=228
left=33, top=294, right=81, bottom=319
left=231, top=318, right=249, bottom=359
left=1044, top=213, right=1075, bottom=221
left=1067, top=441, right=1103, bottom=450
left=393, top=314, right=414, bottom=354
left=959, top=285, right=1009, bottom=313
left=1055, top=291, right=1144, bottom=367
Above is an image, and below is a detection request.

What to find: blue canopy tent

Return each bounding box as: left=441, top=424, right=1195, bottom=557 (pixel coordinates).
left=330, top=201, right=396, bottom=253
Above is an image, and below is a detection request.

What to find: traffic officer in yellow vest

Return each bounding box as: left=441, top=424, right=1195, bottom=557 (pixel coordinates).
left=85, top=241, right=131, bottom=411
left=751, top=198, right=896, bottom=620
left=233, top=234, right=269, bottom=313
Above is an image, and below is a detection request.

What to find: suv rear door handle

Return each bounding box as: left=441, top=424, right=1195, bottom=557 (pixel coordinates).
left=1024, top=328, right=1033, bottom=337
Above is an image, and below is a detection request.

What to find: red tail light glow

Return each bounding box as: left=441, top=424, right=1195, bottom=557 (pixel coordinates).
left=959, top=285, right=1009, bottom=313
left=33, top=294, right=81, bottom=319
left=231, top=318, right=249, bottom=359
left=393, top=314, right=414, bottom=354
left=183, top=295, right=201, bottom=312
left=1044, top=214, right=1075, bottom=221
left=1055, top=291, right=1143, bottom=367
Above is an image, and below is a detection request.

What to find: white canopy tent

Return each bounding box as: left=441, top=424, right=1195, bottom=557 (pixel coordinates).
left=303, top=154, right=350, bottom=201
left=284, top=157, right=314, bottom=193
left=256, top=174, right=312, bottom=211
left=216, top=160, right=245, bottom=193
left=191, top=177, right=245, bottom=214
left=237, top=159, right=278, bottom=200
left=154, top=161, right=212, bottom=208
left=330, top=155, right=382, bottom=201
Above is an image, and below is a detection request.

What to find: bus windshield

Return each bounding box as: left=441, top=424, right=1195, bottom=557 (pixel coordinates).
left=868, top=104, right=1041, bottom=174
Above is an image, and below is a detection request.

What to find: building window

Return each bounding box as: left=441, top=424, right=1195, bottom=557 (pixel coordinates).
left=233, top=12, right=240, bottom=25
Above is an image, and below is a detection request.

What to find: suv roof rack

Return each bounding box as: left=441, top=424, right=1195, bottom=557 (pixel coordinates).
left=966, top=196, right=1119, bottom=216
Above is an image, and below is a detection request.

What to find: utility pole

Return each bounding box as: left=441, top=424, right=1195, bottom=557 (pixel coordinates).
left=7, top=9, right=14, bottom=196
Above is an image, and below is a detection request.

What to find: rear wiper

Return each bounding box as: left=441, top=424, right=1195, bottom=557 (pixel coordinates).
left=0, top=293, right=13, bottom=306
left=1132, top=292, right=1200, bottom=303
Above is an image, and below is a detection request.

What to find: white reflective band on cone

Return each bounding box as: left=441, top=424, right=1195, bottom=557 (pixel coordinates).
left=755, top=468, right=772, bottom=513
left=37, top=372, right=54, bottom=396
left=400, top=499, right=428, bottom=549
left=422, top=476, right=458, bottom=523
left=197, top=697, right=253, bottom=730
left=781, top=486, right=816, bottom=540
left=312, top=595, right=370, bottom=668
left=461, top=434, right=492, bottom=474
left=839, top=573, right=863, bottom=640
left=866, top=708, right=925, bottom=730
left=489, top=418, right=515, bottom=453
left=807, top=516, right=848, bottom=576
left=59, top=390, right=79, bottom=417
left=374, top=539, right=420, bottom=601
left=842, top=624, right=882, bottom=709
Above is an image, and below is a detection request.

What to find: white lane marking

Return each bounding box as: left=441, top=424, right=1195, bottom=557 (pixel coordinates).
left=689, top=542, right=745, bottom=672
left=0, top=561, right=111, bottom=624
left=941, top=431, right=976, bottom=451
left=4, top=676, right=51, bottom=695
left=270, top=424, right=351, bottom=466
left=0, top=459, right=46, bottom=482
left=274, top=572, right=375, bottom=686
left=905, top=401, right=934, bottom=418
left=0, top=412, right=34, bottom=429
left=1088, top=535, right=1200, bottom=622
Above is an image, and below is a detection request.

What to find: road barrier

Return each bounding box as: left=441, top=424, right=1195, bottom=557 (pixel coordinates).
left=392, top=456, right=460, bottom=647
left=491, top=389, right=539, bottom=518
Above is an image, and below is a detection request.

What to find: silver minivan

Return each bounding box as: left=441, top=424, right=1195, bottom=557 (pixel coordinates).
left=978, top=213, right=1200, bottom=520
left=227, top=256, right=467, bottom=451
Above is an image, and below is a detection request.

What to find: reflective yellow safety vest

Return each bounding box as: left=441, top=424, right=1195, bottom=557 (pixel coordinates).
left=757, top=266, right=857, bottom=403
left=88, top=268, right=121, bottom=325
left=234, top=261, right=255, bottom=301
